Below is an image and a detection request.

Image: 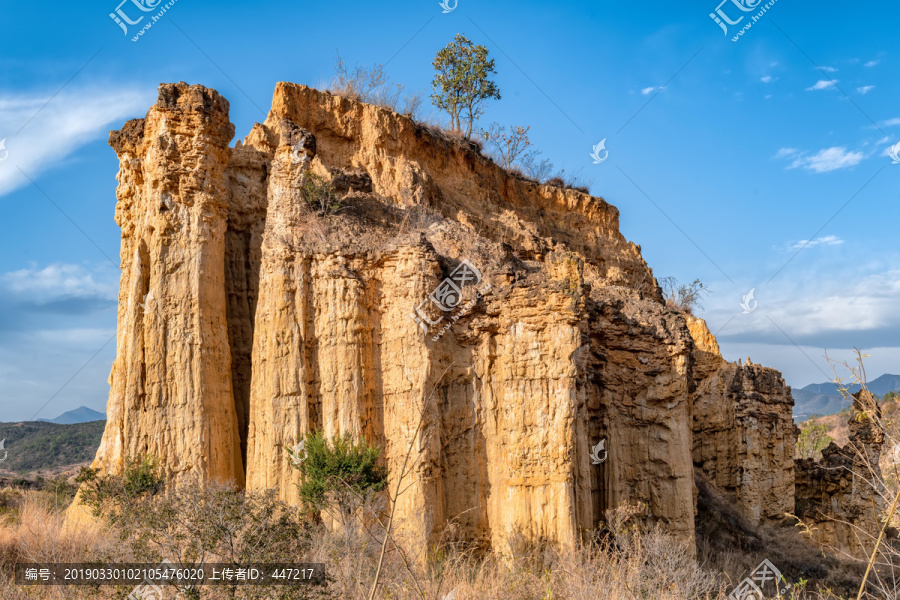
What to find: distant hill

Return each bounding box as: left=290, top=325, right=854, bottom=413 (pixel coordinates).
left=793, top=374, right=900, bottom=418
left=37, top=406, right=106, bottom=425
left=0, top=421, right=104, bottom=472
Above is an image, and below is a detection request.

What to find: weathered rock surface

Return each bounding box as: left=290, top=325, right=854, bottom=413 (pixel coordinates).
left=71, top=81, right=870, bottom=556
left=691, top=337, right=796, bottom=525
left=795, top=391, right=885, bottom=559
left=89, top=83, right=244, bottom=486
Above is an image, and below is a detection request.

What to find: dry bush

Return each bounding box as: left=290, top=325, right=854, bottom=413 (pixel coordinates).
left=0, top=491, right=128, bottom=600
left=418, top=120, right=485, bottom=154
left=331, top=54, right=424, bottom=121
left=397, top=205, right=443, bottom=237
left=660, top=277, right=708, bottom=314
left=545, top=170, right=593, bottom=194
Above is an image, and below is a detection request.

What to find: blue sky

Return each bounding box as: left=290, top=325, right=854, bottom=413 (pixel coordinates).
left=0, top=0, right=897, bottom=421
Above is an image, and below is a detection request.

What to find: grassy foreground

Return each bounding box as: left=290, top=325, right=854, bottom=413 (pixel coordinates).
left=0, top=481, right=858, bottom=600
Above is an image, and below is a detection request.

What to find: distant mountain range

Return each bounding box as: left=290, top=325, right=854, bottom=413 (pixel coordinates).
left=36, top=406, right=105, bottom=425
left=793, top=374, right=900, bottom=418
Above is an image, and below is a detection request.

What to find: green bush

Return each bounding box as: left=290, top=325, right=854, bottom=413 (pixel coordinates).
left=796, top=418, right=833, bottom=460
left=289, top=431, right=387, bottom=515
left=75, top=455, right=164, bottom=518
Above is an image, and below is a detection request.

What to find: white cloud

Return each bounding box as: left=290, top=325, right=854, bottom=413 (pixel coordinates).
left=857, top=85, right=876, bottom=95
left=641, top=86, right=659, bottom=95
left=784, top=147, right=865, bottom=173
left=704, top=268, right=900, bottom=367
left=786, top=235, right=844, bottom=251
left=819, top=66, right=838, bottom=73
left=0, top=86, right=154, bottom=198
left=1, top=263, right=118, bottom=303
left=865, top=60, right=880, bottom=67
left=774, top=148, right=799, bottom=159
left=883, top=118, right=900, bottom=127
left=806, top=80, right=837, bottom=91
left=760, top=75, right=774, bottom=83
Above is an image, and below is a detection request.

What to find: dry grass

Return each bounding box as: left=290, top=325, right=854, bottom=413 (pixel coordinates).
left=0, top=484, right=871, bottom=600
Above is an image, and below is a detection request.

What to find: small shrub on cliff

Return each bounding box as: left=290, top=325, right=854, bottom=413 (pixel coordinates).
left=480, top=123, right=555, bottom=184
left=301, top=173, right=341, bottom=216
left=482, top=123, right=536, bottom=170
left=331, top=54, right=424, bottom=119
left=661, top=277, right=709, bottom=314
left=545, top=168, right=593, bottom=193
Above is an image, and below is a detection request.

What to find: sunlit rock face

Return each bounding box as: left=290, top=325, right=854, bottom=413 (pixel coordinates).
left=74, top=81, right=820, bottom=553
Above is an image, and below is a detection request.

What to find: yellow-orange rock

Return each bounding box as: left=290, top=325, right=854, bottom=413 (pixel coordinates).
left=75, top=82, right=826, bottom=554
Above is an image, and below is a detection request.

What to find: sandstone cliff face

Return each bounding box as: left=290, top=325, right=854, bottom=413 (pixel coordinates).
left=93, top=83, right=244, bottom=485
left=690, top=337, right=796, bottom=525
left=79, top=81, right=811, bottom=553
left=795, top=391, right=885, bottom=559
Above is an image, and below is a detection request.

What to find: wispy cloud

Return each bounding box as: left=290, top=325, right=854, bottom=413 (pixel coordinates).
left=781, top=146, right=865, bottom=173
left=711, top=268, right=900, bottom=350
left=760, top=75, right=775, bottom=84
left=1, top=263, right=118, bottom=303
left=806, top=80, right=837, bottom=91
left=857, top=85, right=876, bottom=95
left=883, top=118, right=900, bottom=127
left=785, top=235, right=844, bottom=251
left=641, top=86, right=660, bottom=95
left=819, top=66, right=838, bottom=73
left=0, top=86, right=153, bottom=198
left=865, top=60, right=880, bottom=67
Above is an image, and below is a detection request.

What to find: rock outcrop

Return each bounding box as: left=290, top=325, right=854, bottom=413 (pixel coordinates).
left=690, top=322, right=796, bottom=525
left=795, top=391, right=885, bottom=558
left=93, top=84, right=244, bottom=485
left=74, top=81, right=867, bottom=557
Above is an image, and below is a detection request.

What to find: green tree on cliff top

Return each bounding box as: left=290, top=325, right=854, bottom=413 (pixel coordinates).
left=431, top=34, right=501, bottom=137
